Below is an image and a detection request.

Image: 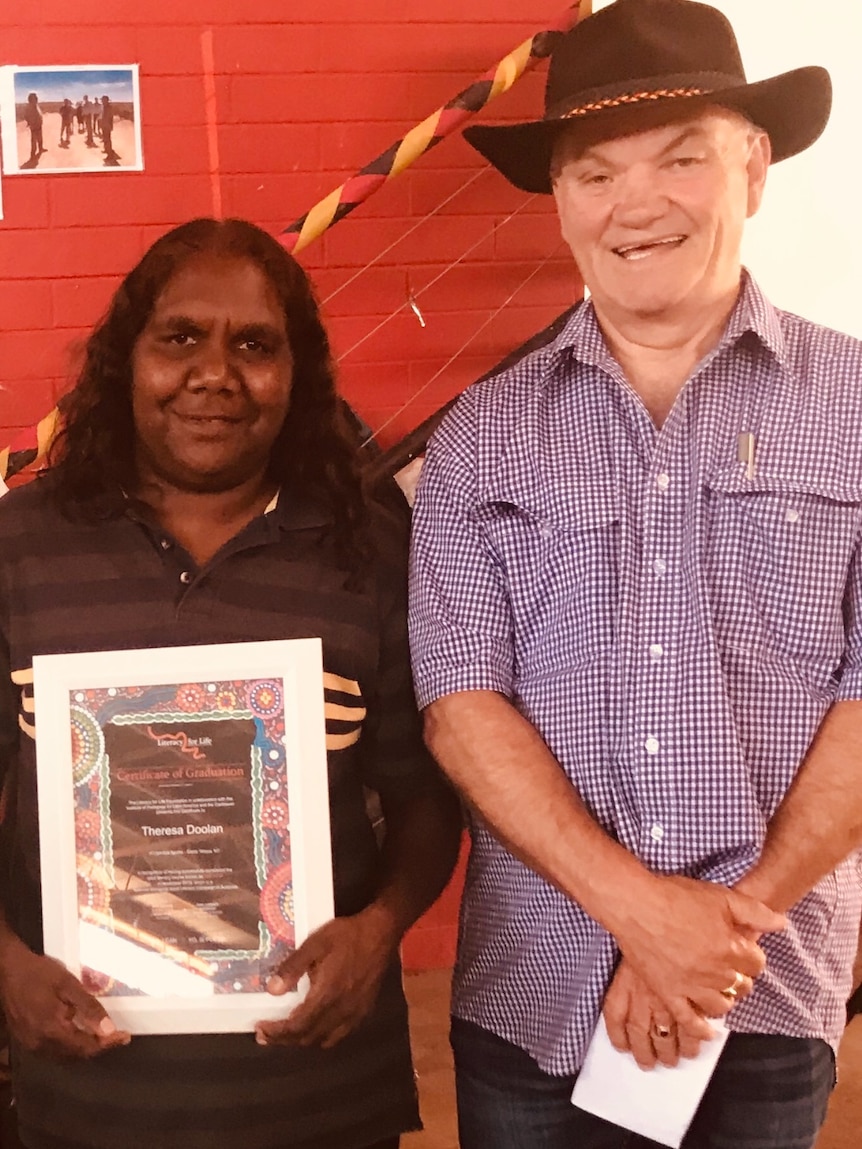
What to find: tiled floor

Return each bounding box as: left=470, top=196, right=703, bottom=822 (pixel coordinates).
left=403, top=969, right=862, bottom=1149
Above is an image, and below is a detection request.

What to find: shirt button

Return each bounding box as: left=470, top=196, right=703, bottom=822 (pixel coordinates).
left=644, top=736, right=660, bottom=755
left=160, top=538, right=172, bottom=550
left=650, top=823, right=665, bottom=842
left=785, top=508, right=800, bottom=524
left=180, top=571, right=192, bottom=585
left=652, top=558, right=668, bottom=576
left=649, top=643, right=664, bottom=661
left=656, top=473, right=670, bottom=491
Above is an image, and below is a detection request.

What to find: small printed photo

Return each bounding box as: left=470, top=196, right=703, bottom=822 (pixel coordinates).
left=0, top=65, right=143, bottom=175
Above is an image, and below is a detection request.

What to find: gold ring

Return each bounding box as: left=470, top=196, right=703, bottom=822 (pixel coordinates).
left=721, top=971, right=745, bottom=999
left=651, top=1022, right=673, bottom=1040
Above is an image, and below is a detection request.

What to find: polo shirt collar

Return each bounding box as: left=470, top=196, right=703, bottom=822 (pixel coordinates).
left=268, top=485, right=334, bottom=532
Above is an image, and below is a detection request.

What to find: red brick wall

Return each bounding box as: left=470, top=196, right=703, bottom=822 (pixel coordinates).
left=1, top=0, right=583, bottom=966
left=1, top=0, right=582, bottom=453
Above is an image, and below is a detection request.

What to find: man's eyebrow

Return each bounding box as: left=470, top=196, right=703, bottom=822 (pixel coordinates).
left=657, top=126, right=709, bottom=155
left=574, top=124, right=708, bottom=165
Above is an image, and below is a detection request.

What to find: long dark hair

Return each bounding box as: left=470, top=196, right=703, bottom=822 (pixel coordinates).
left=47, top=218, right=368, bottom=569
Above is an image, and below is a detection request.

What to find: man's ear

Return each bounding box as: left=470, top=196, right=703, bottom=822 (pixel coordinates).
left=746, top=130, right=772, bottom=218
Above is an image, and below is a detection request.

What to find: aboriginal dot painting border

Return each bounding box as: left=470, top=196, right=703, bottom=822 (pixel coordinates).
left=70, top=678, right=294, bottom=994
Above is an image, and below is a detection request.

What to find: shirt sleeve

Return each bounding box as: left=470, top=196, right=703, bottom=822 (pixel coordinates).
left=408, top=392, right=516, bottom=710
left=837, top=529, right=862, bottom=699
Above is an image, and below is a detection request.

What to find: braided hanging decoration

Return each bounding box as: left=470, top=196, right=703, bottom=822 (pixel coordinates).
left=280, top=1, right=589, bottom=254
left=0, top=1, right=591, bottom=483
left=0, top=407, right=61, bottom=486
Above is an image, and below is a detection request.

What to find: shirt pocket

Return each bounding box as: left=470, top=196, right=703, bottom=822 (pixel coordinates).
left=471, top=485, right=619, bottom=675
left=703, top=467, right=862, bottom=670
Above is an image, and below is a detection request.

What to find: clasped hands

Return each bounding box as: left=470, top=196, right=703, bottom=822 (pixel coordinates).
left=603, top=874, right=785, bottom=1071
left=0, top=907, right=396, bottom=1061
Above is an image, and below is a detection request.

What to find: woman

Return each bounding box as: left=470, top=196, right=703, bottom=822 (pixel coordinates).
left=0, top=218, right=460, bottom=1149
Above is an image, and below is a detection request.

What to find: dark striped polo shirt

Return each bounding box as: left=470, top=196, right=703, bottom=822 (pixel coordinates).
left=0, top=478, right=431, bottom=1149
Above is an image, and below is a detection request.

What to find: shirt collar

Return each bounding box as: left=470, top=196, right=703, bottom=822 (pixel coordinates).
left=720, top=271, right=788, bottom=367
left=268, top=484, right=333, bottom=532
left=120, top=483, right=332, bottom=534
left=543, top=271, right=789, bottom=379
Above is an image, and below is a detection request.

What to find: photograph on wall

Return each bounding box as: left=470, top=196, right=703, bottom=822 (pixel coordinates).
left=0, top=64, right=143, bottom=175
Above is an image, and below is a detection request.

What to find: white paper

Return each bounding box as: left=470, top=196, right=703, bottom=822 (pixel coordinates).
left=571, top=1015, right=729, bottom=1148
left=0, top=474, right=8, bottom=497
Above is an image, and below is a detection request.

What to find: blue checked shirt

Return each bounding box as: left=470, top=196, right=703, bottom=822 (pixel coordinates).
left=409, top=275, right=862, bottom=1075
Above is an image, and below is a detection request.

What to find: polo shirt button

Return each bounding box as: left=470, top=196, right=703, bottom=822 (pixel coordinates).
left=656, top=473, right=670, bottom=491
left=180, top=571, right=192, bottom=585
left=649, top=643, right=664, bottom=661
left=644, top=736, right=660, bottom=755
left=652, top=558, right=668, bottom=576
left=650, top=823, right=665, bottom=842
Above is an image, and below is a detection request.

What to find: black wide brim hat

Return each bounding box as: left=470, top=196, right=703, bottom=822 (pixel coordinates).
left=464, top=0, right=832, bottom=194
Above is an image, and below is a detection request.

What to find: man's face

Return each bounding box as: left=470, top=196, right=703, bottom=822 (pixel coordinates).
left=131, top=252, right=294, bottom=495
left=551, top=110, right=770, bottom=327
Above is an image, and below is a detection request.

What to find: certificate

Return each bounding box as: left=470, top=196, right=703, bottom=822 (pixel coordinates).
left=34, top=639, right=333, bottom=1035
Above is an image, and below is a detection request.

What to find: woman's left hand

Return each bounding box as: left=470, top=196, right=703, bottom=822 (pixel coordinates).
left=254, top=906, right=397, bottom=1050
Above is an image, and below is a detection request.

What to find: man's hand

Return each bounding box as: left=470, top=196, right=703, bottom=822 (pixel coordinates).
left=603, top=959, right=716, bottom=1069
left=254, top=906, right=396, bottom=1050
left=0, top=940, right=130, bottom=1060
left=610, top=874, right=781, bottom=1024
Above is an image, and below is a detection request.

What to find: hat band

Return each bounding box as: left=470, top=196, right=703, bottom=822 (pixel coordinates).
left=560, top=86, right=707, bottom=119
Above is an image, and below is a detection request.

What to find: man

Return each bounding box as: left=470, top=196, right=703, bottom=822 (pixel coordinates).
left=22, top=93, right=44, bottom=165
left=81, top=94, right=95, bottom=147
left=100, top=95, right=118, bottom=164
left=59, top=99, right=74, bottom=148
left=0, top=218, right=461, bottom=1149
left=409, top=2, right=862, bottom=1147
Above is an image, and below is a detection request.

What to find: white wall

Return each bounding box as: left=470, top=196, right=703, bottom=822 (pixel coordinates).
left=591, top=0, right=862, bottom=337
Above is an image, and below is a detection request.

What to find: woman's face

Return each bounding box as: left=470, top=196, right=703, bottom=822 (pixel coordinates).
left=130, top=252, right=294, bottom=494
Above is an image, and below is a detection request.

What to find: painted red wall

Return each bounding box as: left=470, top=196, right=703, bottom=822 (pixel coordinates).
left=1, top=0, right=583, bottom=964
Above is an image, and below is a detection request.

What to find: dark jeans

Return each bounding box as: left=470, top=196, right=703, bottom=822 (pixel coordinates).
left=452, top=1017, right=835, bottom=1149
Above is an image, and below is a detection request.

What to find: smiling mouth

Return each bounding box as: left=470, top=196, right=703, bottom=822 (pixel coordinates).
left=177, top=413, right=242, bottom=425
left=613, top=236, right=687, bottom=261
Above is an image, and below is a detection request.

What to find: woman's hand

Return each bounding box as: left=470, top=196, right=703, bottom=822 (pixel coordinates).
left=0, top=937, right=130, bottom=1060
left=254, top=905, right=398, bottom=1050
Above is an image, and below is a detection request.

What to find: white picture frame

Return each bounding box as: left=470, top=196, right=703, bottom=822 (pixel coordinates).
left=33, top=638, right=333, bottom=1036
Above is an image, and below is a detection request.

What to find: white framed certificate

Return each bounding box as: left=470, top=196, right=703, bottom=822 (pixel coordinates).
left=33, top=639, right=333, bottom=1036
